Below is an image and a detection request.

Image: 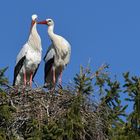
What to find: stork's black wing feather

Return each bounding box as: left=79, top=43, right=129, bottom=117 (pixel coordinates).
left=44, top=44, right=55, bottom=83
left=44, top=57, right=54, bottom=82
left=13, top=56, right=26, bottom=86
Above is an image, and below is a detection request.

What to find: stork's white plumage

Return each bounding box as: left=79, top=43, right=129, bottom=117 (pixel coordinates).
left=13, top=14, right=42, bottom=86
left=38, top=19, right=71, bottom=88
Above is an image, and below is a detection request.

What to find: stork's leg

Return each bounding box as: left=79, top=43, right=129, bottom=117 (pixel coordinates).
left=52, top=67, right=56, bottom=84
left=24, top=72, right=27, bottom=86
left=29, top=71, right=33, bottom=87
left=59, top=71, right=62, bottom=86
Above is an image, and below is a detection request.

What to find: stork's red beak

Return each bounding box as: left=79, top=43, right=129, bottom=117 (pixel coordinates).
left=37, top=20, right=47, bottom=25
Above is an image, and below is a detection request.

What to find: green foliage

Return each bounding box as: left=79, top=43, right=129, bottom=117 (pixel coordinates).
left=0, top=68, right=17, bottom=140
left=123, top=72, right=140, bottom=135
left=42, top=120, right=64, bottom=140
left=42, top=95, right=84, bottom=140
left=0, top=67, right=8, bottom=88
left=19, top=119, right=42, bottom=140
left=63, top=95, right=84, bottom=140
left=74, top=65, right=93, bottom=95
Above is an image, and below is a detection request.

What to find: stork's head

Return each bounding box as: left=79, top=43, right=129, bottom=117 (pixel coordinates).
left=38, top=18, right=54, bottom=26
left=31, top=14, right=38, bottom=27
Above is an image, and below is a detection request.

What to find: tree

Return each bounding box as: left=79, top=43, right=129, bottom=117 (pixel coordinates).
left=123, top=72, right=140, bottom=137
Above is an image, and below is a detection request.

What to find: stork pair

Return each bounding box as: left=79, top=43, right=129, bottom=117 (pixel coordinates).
left=13, top=14, right=71, bottom=88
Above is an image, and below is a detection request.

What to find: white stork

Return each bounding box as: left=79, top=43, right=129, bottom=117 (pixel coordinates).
left=38, top=18, right=71, bottom=88
left=13, top=14, right=42, bottom=87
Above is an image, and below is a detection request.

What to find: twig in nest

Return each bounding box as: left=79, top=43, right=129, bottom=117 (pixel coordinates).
left=10, top=100, right=17, bottom=109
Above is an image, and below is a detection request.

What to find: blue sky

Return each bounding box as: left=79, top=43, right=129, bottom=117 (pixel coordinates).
left=0, top=0, right=140, bottom=112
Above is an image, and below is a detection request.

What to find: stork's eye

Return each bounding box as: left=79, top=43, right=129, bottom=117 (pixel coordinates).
left=48, top=20, right=51, bottom=22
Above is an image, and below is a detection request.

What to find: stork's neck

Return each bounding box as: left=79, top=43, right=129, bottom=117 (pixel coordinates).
left=48, top=25, right=56, bottom=39
left=28, top=23, right=42, bottom=52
